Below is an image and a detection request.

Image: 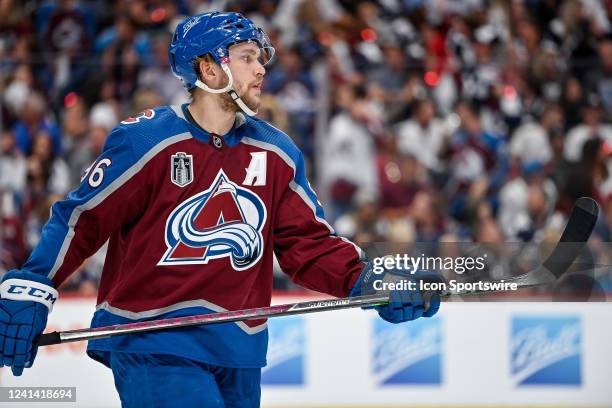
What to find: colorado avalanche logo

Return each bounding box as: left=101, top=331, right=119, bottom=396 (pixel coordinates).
left=158, top=169, right=266, bottom=270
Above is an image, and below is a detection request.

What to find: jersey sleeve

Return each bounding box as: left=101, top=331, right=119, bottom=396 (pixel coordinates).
left=273, top=150, right=365, bottom=298
left=23, top=126, right=150, bottom=287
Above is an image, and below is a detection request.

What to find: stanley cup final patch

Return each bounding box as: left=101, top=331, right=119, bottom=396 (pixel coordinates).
left=171, top=152, right=194, bottom=187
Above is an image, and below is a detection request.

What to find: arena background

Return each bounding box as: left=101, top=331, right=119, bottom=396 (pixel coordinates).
left=1, top=0, right=612, bottom=407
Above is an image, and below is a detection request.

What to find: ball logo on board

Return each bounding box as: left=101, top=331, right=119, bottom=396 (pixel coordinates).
left=372, top=317, right=443, bottom=385
left=262, top=316, right=305, bottom=385
left=511, top=316, right=582, bottom=386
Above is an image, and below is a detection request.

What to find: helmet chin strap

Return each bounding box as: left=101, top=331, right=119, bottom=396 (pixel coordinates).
left=228, top=89, right=257, bottom=117
left=193, top=62, right=258, bottom=117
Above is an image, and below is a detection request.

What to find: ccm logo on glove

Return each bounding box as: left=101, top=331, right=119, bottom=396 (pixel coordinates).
left=0, top=279, right=58, bottom=312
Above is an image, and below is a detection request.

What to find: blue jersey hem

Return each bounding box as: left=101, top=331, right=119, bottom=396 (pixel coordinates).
left=86, top=306, right=268, bottom=369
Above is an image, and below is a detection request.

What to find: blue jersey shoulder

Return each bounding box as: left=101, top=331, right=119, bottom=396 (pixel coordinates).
left=113, top=106, right=190, bottom=158
left=243, top=116, right=302, bottom=163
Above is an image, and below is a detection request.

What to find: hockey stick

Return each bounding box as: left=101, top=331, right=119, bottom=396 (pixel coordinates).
left=34, top=197, right=599, bottom=347
left=441, top=197, right=600, bottom=296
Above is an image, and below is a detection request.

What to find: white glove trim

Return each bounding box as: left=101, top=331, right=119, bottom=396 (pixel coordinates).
left=0, top=278, right=58, bottom=312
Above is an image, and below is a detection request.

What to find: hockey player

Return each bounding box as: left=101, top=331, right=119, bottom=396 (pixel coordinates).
left=0, top=12, right=440, bottom=407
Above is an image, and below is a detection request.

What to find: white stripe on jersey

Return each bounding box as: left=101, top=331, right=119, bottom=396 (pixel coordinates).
left=97, top=299, right=268, bottom=335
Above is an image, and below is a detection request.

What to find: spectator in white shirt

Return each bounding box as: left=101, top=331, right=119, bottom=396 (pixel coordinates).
left=322, top=84, right=379, bottom=219
left=510, top=103, right=563, bottom=165
left=395, top=98, right=448, bottom=173
left=564, top=94, right=612, bottom=162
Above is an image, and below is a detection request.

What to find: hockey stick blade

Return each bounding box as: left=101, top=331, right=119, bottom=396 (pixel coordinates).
left=34, top=197, right=598, bottom=346
left=542, top=196, right=599, bottom=278
left=440, top=196, right=599, bottom=296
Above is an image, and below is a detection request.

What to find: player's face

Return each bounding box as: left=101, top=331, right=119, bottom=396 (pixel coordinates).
left=227, top=42, right=266, bottom=111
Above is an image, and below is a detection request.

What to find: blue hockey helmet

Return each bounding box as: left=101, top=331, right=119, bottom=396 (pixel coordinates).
left=169, top=12, right=275, bottom=91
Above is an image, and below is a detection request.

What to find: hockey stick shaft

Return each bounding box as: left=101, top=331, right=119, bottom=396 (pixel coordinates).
left=33, top=278, right=536, bottom=347
left=35, top=294, right=390, bottom=346
left=34, top=197, right=599, bottom=347
left=30, top=267, right=564, bottom=347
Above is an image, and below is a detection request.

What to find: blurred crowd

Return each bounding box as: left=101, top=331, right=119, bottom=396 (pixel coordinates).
left=1, top=0, right=612, bottom=293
